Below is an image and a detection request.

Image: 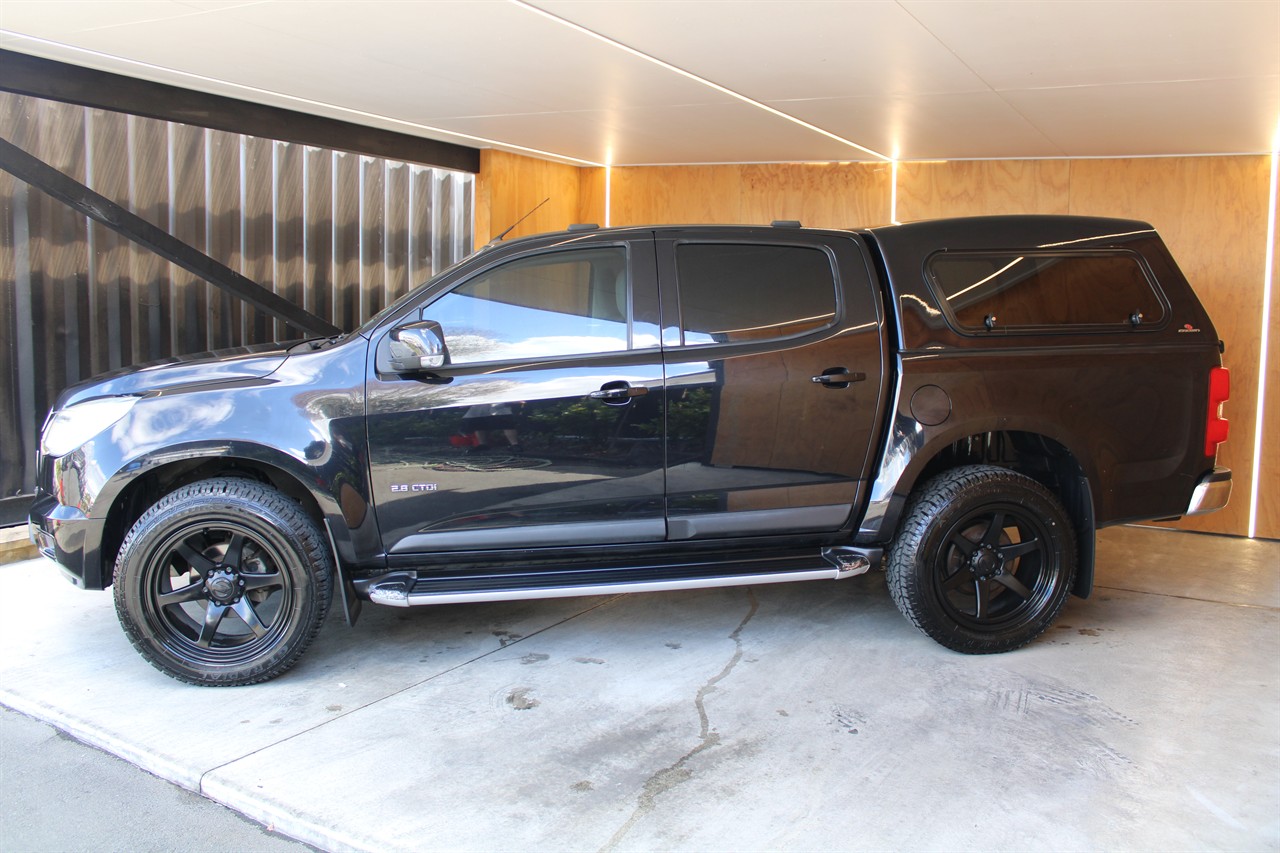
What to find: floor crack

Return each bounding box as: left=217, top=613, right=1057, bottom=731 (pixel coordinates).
left=599, top=589, right=759, bottom=853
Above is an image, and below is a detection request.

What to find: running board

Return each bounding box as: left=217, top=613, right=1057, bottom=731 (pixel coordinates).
left=358, top=546, right=882, bottom=608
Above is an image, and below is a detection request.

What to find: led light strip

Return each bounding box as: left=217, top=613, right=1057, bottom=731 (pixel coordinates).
left=890, top=160, right=900, bottom=225
left=604, top=164, right=613, bottom=227
left=510, top=0, right=892, bottom=163
left=0, top=30, right=606, bottom=168
left=1248, top=127, right=1279, bottom=539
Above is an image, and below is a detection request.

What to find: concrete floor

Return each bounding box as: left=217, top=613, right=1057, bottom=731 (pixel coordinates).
left=0, top=525, right=1276, bottom=852
left=0, top=707, right=315, bottom=852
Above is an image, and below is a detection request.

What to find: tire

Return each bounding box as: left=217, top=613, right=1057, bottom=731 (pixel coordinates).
left=885, top=465, right=1076, bottom=654
left=113, top=478, right=333, bottom=686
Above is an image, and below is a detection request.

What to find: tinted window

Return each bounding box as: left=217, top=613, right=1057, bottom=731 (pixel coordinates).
left=929, top=252, right=1164, bottom=330
left=427, top=247, right=639, bottom=363
left=676, top=244, right=837, bottom=345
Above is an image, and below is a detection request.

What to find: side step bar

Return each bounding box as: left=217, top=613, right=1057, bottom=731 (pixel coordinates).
left=357, top=546, right=883, bottom=608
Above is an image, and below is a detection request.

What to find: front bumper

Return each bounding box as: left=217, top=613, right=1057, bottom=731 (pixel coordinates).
left=28, top=491, right=108, bottom=589
left=1186, top=467, right=1232, bottom=516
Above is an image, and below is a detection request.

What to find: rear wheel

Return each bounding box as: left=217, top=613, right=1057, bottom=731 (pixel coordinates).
left=886, top=465, right=1076, bottom=653
left=113, top=478, right=332, bottom=685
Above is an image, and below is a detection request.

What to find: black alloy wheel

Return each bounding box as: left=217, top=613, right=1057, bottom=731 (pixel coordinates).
left=113, top=478, right=332, bottom=685
left=886, top=465, right=1077, bottom=653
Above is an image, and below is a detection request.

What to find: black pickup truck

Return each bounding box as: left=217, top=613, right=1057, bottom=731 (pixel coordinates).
left=30, top=215, right=1232, bottom=685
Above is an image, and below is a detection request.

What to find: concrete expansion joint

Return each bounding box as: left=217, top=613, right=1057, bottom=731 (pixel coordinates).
left=194, top=595, right=628, bottom=822
left=598, top=590, right=760, bottom=853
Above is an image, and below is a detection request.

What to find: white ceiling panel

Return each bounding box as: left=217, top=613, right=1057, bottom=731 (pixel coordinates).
left=1004, top=76, right=1280, bottom=157
left=438, top=100, right=869, bottom=165
left=772, top=91, right=1066, bottom=160
left=902, top=0, right=1280, bottom=90
left=1, top=0, right=1276, bottom=164
left=533, top=0, right=991, bottom=99
left=1, top=1, right=738, bottom=113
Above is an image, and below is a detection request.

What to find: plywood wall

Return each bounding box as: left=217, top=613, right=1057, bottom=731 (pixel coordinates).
left=896, top=160, right=1070, bottom=219
left=478, top=150, right=1277, bottom=538
left=609, top=162, right=891, bottom=228
left=474, top=149, right=586, bottom=245
left=1256, top=173, right=1280, bottom=539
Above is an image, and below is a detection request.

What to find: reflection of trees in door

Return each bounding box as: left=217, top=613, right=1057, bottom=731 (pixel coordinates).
left=711, top=336, right=867, bottom=476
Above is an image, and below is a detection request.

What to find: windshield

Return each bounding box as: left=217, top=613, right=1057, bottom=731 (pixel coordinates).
left=352, top=250, right=482, bottom=337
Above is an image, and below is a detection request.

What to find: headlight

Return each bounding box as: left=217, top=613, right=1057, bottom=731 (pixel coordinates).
left=41, top=397, right=139, bottom=457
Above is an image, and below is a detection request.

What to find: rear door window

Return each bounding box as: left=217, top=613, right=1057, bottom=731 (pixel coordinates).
left=673, top=244, right=838, bottom=345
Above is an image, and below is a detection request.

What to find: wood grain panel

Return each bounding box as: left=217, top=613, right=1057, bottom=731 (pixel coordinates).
left=740, top=162, right=891, bottom=228
left=474, top=150, right=583, bottom=246
left=896, top=160, right=1070, bottom=221
left=609, top=165, right=744, bottom=225
left=578, top=166, right=606, bottom=227
left=1255, top=172, right=1280, bottom=540
left=1069, top=156, right=1271, bottom=537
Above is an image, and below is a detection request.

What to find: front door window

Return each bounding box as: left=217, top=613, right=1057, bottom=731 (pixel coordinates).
left=428, top=247, right=639, bottom=364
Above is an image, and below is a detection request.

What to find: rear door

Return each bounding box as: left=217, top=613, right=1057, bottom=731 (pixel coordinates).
left=655, top=229, right=885, bottom=539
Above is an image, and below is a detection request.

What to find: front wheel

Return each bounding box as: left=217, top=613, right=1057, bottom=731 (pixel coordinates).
left=113, top=478, right=333, bottom=685
left=886, top=465, right=1077, bottom=654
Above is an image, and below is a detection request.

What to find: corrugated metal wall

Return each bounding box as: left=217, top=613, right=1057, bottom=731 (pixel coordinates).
left=0, top=91, right=475, bottom=525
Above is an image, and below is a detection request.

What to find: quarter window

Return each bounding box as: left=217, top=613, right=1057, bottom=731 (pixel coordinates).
left=427, top=247, right=636, bottom=364
left=675, top=244, right=838, bottom=345
left=929, top=252, right=1165, bottom=330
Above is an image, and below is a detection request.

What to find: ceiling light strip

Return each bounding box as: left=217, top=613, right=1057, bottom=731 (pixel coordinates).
left=510, top=1, right=892, bottom=163
left=0, top=30, right=605, bottom=168
left=1247, top=131, right=1279, bottom=539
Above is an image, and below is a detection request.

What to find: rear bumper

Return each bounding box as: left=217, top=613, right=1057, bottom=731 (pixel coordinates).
left=1186, top=467, right=1232, bottom=516
left=28, top=492, right=108, bottom=589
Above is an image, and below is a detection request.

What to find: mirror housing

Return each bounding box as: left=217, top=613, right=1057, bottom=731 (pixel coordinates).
left=386, top=320, right=449, bottom=372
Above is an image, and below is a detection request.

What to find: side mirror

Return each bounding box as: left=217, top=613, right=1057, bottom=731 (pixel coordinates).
left=386, top=320, right=449, bottom=372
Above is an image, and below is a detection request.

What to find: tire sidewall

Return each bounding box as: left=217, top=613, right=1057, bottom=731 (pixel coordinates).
left=890, top=466, right=1077, bottom=653
left=113, top=480, right=330, bottom=685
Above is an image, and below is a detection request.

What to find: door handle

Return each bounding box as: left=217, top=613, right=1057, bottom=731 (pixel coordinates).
left=590, top=382, right=649, bottom=405
left=811, top=368, right=866, bottom=388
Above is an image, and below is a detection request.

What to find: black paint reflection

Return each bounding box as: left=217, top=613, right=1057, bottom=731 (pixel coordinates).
left=367, top=359, right=666, bottom=550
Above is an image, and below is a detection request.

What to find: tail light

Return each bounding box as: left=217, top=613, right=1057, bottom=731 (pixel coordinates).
left=1205, top=366, right=1230, bottom=458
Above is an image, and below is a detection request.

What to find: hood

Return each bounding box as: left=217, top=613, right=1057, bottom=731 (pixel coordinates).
left=55, top=341, right=299, bottom=410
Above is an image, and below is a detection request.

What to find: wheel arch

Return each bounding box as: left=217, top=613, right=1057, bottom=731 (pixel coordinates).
left=861, top=423, right=1097, bottom=598
left=98, top=444, right=368, bottom=588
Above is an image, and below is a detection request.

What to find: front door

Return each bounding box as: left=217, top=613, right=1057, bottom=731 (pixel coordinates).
left=366, top=236, right=666, bottom=559
left=655, top=230, right=885, bottom=539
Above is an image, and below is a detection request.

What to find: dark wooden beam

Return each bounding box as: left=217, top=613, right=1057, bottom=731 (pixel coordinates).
left=0, top=49, right=480, bottom=173
left=0, top=135, right=343, bottom=338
